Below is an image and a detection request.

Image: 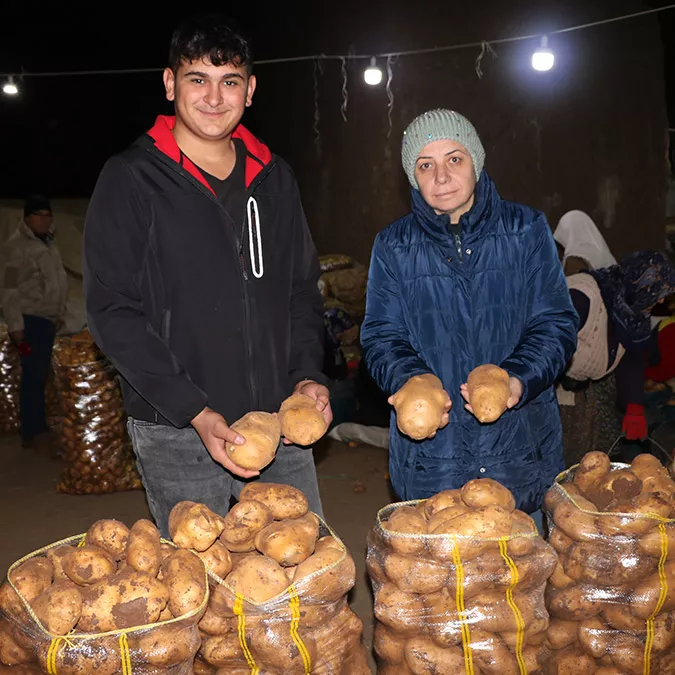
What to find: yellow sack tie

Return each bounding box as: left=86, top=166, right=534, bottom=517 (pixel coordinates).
left=643, top=522, right=669, bottom=675
left=233, top=593, right=259, bottom=675
left=119, top=632, right=133, bottom=675
left=47, top=637, right=64, bottom=675
left=288, top=585, right=312, bottom=674
left=499, top=537, right=528, bottom=675
left=451, top=535, right=475, bottom=675
left=77, top=535, right=86, bottom=548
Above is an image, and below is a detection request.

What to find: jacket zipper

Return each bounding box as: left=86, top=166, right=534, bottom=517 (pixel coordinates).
left=147, top=146, right=275, bottom=410
left=449, top=221, right=464, bottom=263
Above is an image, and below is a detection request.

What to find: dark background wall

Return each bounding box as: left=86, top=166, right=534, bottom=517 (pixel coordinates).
left=0, top=0, right=671, bottom=263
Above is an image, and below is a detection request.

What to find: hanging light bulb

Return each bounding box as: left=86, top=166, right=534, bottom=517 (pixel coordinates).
left=2, top=76, right=19, bottom=96
left=363, top=57, right=383, bottom=86
left=532, top=35, right=555, bottom=72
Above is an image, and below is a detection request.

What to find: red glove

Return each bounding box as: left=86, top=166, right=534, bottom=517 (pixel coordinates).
left=17, top=341, right=32, bottom=357
left=622, top=403, right=647, bottom=441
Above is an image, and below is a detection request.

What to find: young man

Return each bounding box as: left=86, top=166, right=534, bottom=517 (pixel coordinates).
left=2, top=195, right=68, bottom=455
left=83, top=15, right=330, bottom=535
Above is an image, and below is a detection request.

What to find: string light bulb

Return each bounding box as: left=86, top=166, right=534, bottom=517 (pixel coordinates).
left=2, top=76, right=19, bottom=96
left=532, top=35, right=555, bottom=72
left=363, top=57, right=383, bottom=86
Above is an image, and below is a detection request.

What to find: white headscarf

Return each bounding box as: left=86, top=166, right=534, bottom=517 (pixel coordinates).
left=553, top=210, right=616, bottom=271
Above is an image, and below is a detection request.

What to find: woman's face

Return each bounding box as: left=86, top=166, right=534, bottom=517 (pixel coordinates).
left=414, top=139, right=476, bottom=222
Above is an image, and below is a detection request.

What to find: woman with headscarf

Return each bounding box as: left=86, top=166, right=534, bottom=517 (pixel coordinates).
left=553, top=210, right=616, bottom=275
left=559, top=250, right=675, bottom=464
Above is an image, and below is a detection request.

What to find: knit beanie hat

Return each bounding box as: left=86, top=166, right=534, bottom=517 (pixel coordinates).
left=401, top=109, right=485, bottom=189
left=24, top=194, right=52, bottom=217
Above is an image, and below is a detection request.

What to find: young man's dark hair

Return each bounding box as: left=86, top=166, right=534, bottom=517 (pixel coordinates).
left=168, top=13, right=254, bottom=75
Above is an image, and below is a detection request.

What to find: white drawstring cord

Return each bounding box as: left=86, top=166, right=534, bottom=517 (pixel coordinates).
left=247, top=196, right=264, bottom=279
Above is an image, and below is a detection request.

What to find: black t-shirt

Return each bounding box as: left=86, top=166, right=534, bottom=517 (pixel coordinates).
left=199, top=139, right=247, bottom=231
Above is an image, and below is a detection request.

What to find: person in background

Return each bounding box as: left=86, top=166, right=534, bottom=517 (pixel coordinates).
left=559, top=251, right=675, bottom=464
left=361, top=109, right=578, bottom=524
left=1, top=195, right=68, bottom=455
left=83, top=14, right=329, bottom=536
left=553, top=209, right=616, bottom=275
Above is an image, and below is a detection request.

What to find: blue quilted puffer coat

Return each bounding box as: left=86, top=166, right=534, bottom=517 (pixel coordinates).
left=360, top=172, right=578, bottom=512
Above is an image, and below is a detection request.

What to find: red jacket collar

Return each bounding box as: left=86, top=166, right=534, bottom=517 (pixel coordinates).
left=147, top=115, right=273, bottom=191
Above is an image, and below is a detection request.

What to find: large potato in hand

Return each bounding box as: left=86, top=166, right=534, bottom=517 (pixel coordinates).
left=85, top=519, right=130, bottom=561
left=279, top=393, right=328, bottom=446
left=225, top=411, right=281, bottom=470
left=390, top=374, right=448, bottom=440
left=239, top=482, right=309, bottom=520
left=467, top=364, right=510, bottom=423
left=31, top=580, right=82, bottom=635
left=169, top=501, right=225, bottom=552
left=220, top=500, right=273, bottom=552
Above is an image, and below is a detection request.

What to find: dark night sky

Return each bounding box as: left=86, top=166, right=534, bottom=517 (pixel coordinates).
left=1, top=0, right=674, bottom=198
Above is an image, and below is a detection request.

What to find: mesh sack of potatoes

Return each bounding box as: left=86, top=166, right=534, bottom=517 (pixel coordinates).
left=542, top=451, right=675, bottom=675
left=319, top=268, right=367, bottom=307
left=52, top=332, right=141, bottom=495
left=165, top=486, right=370, bottom=675
left=44, top=369, right=62, bottom=431
left=318, top=254, right=355, bottom=274
left=0, top=326, right=21, bottom=434
left=0, top=518, right=208, bottom=674
left=367, top=479, right=558, bottom=675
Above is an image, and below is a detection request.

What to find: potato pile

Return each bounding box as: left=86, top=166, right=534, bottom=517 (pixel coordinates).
left=0, top=326, right=20, bottom=434
left=543, top=451, right=675, bottom=674
left=52, top=332, right=141, bottom=495
left=368, top=479, right=557, bottom=674
left=169, top=484, right=369, bottom=674
left=0, top=518, right=206, bottom=674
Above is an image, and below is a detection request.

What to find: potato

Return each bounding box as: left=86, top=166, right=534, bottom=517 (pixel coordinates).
left=373, top=622, right=406, bottom=664
left=564, top=540, right=655, bottom=586
left=552, top=496, right=600, bottom=542
left=238, top=482, right=309, bottom=520
left=36, top=636, right=118, bottom=675
left=390, top=374, right=448, bottom=440
left=30, top=580, right=82, bottom=635
left=226, top=411, right=281, bottom=470
left=603, top=604, right=647, bottom=632
left=422, top=589, right=461, bottom=647
left=546, top=618, right=579, bottom=649
left=0, top=623, right=33, bottom=666
left=461, top=477, right=516, bottom=511
left=471, top=628, right=520, bottom=675
left=197, top=540, right=233, bottom=579
left=426, top=503, right=472, bottom=533
left=382, top=552, right=447, bottom=594
left=507, top=510, right=537, bottom=556
left=9, top=558, right=53, bottom=602
left=132, top=623, right=201, bottom=666
left=550, top=560, right=576, bottom=589
left=547, top=584, right=606, bottom=621
left=304, top=603, right=363, bottom=671
left=466, top=364, right=510, bottom=423
left=219, top=500, right=274, bottom=552
left=429, top=505, right=513, bottom=561
left=0, top=584, right=28, bottom=623
left=248, top=621, right=317, bottom=673
left=593, top=668, right=627, bottom=675
left=599, top=493, right=671, bottom=536
left=127, top=519, right=161, bottom=577
left=494, top=547, right=557, bottom=591
left=254, top=520, right=317, bottom=566
left=292, top=512, right=320, bottom=541
left=382, top=506, right=428, bottom=555
left=47, top=545, right=76, bottom=581
left=225, top=555, right=288, bottom=603
left=549, top=527, right=574, bottom=554
left=465, top=589, right=538, bottom=632
left=278, top=393, right=328, bottom=446
left=199, top=607, right=237, bottom=635
left=631, top=559, right=675, bottom=619
left=577, top=615, right=610, bottom=659
left=639, top=521, right=675, bottom=557
left=85, top=519, right=130, bottom=560
left=631, top=453, right=669, bottom=481
left=161, top=549, right=207, bottom=617
left=547, top=645, right=596, bottom=675
left=193, top=655, right=217, bottom=675
left=500, top=617, right=549, bottom=649
left=573, top=451, right=611, bottom=495
left=169, top=501, right=225, bottom=552
left=293, top=539, right=355, bottom=602
left=594, top=468, right=643, bottom=504
left=447, top=549, right=502, bottom=598
left=653, top=611, right=675, bottom=652
left=63, top=545, right=116, bottom=586
left=200, top=633, right=243, bottom=667
left=374, top=583, right=426, bottom=636
left=404, top=636, right=468, bottom=674
left=423, top=489, right=464, bottom=519
left=611, top=632, right=645, bottom=675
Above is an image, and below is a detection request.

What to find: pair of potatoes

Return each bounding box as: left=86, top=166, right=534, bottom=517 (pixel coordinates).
left=544, top=451, right=675, bottom=674
left=392, top=365, right=511, bottom=441
left=225, top=393, right=329, bottom=471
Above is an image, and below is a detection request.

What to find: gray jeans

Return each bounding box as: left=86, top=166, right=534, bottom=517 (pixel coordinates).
left=127, top=418, right=323, bottom=538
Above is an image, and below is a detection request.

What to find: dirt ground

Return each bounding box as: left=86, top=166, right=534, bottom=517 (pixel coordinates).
left=0, top=433, right=392, bottom=673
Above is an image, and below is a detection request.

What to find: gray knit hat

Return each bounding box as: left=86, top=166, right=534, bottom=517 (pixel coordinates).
left=402, top=109, right=485, bottom=189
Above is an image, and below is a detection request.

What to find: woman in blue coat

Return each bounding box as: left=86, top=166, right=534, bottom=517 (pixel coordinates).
left=361, top=109, right=578, bottom=516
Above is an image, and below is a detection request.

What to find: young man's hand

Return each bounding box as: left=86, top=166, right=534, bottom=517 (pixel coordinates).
left=283, top=379, right=333, bottom=445
left=191, top=407, right=259, bottom=478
